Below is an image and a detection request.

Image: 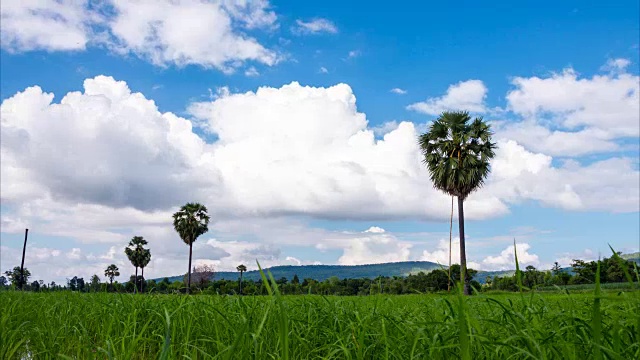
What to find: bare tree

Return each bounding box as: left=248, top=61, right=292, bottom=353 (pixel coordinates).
left=184, top=264, right=215, bottom=289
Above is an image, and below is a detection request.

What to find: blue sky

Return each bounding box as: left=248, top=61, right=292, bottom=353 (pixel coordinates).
left=1, top=1, right=638, bottom=283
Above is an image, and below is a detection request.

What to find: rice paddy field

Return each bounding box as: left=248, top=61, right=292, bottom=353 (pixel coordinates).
left=1, top=287, right=638, bottom=360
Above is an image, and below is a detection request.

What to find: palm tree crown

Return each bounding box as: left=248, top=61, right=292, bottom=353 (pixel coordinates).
left=418, top=111, right=495, bottom=199
left=104, top=264, right=120, bottom=284
left=173, top=203, right=210, bottom=245
left=236, top=264, right=247, bottom=295
left=124, top=237, right=148, bottom=268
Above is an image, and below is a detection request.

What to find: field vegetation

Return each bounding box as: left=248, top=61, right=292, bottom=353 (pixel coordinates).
left=2, top=261, right=639, bottom=359
left=1, top=287, right=638, bottom=359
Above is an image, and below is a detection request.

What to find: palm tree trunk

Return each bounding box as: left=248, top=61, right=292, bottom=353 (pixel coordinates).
left=134, top=267, right=138, bottom=294
left=141, top=267, right=144, bottom=294
left=448, top=196, right=454, bottom=292
left=110, top=278, right=113, bottom=292
left=187, top=242, right=193, bottom=294
left=239, top=272, right=243, bottom=295
left=457, top=196, right=470, bottom=295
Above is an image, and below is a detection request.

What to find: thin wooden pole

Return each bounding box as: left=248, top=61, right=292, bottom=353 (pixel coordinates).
left=448, top=197, right=454, bottom=292
left=20, top=229, right=28, bottom=290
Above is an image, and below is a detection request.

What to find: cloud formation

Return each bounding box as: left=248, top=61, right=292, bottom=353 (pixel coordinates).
left=3, top=76, right=637, bottom=225
left=1, top=73, right=638, bottom=282
left=497, top=62, right=639, bottom=156
left=1, top=0, right=279, bottom=72
left=407, top=80, right=487, bottom=115
left=0, top=0, right=94, bottom=52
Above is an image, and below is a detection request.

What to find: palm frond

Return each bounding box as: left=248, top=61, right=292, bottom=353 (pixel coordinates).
left=417, top=111, right=496, bottom=199
left=173, top=202, right=210, bottom=245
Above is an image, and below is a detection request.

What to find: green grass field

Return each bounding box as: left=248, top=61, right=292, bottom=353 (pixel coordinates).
left=1, top=289, right=638, bottom=359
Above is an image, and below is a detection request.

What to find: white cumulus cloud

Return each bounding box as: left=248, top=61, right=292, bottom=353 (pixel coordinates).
left=501, top=64, right=639, bottom=155
left=479, top=243, right=540, bottom=270
left=420, top=238, right=481, bottom=269
left=1, top=75, right=638, bottom=267
left=107, top=0, right=278, bottom=71
left=0, top=0, right=95, bottom=52
left=1, top=0, right=280, bottom=72
left=407, top=80, right=487, bottom=115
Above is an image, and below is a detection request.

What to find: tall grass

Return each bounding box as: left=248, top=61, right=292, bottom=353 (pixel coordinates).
left=1, top=287, right=638, bottom=359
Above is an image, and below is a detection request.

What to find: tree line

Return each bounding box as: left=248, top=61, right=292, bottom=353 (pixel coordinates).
left=3, top=254, right=636, bottom=295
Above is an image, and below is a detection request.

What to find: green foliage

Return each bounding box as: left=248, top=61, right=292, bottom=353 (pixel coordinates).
left=488, top=253, right=638, bottom=292
left=172, top=203, right=210, bottom=246
left=68, top=276, right=85, bottom=292
left=1, top=290, right=638, bottom=359
left=418, top=111, right=496, bottom=200
left=89, top=275, right=101, bottom=292
left=3, top=267, right=31, bottom=288
left=124, top=236, right=149, bottom=269
left=104, top=264, right=120, bottom=285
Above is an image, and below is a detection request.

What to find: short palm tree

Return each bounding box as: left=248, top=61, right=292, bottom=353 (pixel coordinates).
left=237, top=264, right=247, bottom=294
left=173, top=203, right=210, bottom=294
left=124, top=236, right=148, bottom=294
left=104, top=264, right=120, bottom=290
left=419, top=111, right=496, bottom=295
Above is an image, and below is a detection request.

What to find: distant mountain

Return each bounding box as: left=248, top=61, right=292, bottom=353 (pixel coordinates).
left=474, top=270, right=515, bottom=282
left=154, top=253, right=640, bottom=284
left=157, top=261, right=443, bottom=283
left=621, top=252, right=640, bottom=263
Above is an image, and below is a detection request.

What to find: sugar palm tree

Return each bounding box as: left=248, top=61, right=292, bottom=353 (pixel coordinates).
left=124, top=236, right=148, bottom=294
left=236, top=264, right=247, bottom=294
left=139, top=249, right=151, bottom=293
left=419, top=111, right=496, bottom=295
left=173, top=203, right=210, bottom=294
left=104, top=264, right=120, bottom=290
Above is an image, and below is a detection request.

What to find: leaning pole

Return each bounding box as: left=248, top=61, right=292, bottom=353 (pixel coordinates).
left=20, top=228, right=28, bottom=290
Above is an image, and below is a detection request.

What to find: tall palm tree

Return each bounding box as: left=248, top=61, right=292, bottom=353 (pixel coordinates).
left=173, top=203, right=210, bottom=294
left=124, top=236, right=148, bottom=294
left=419, top=111, right=496, bottom=295
left=236, top=264, right=247, bottom=294
left=104, top=264, right=120, bottom=290
left=139, top=249, right=151, bottom=294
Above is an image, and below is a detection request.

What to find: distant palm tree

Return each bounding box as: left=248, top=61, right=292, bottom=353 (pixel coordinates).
left=419, top=111, right=496, bottom=295
left=173, top=203, right=210, bottom=294
left=237, top=264, right=247, bottom=294
left=139, top=249, right=151, bottom=293
left=104, top=264, right=120, bottom=290
left=124, top=236, right=148, bottom=294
